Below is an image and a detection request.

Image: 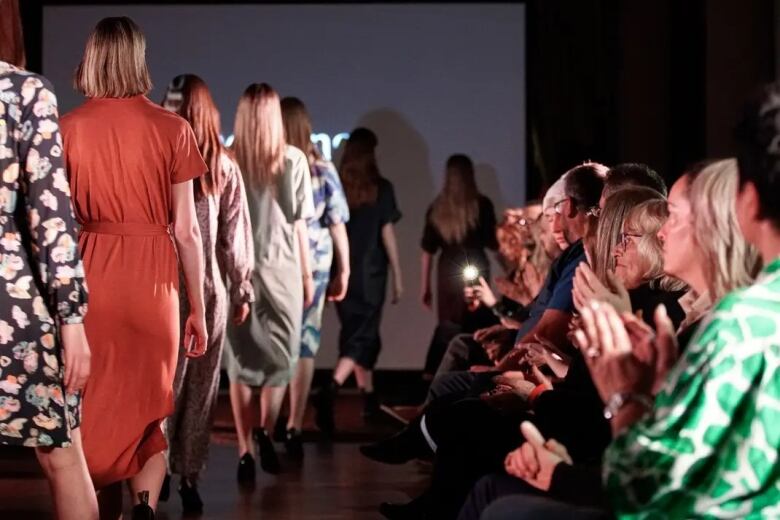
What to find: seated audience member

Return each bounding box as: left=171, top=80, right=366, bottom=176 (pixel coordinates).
left=598, top=162, right=667, bottom=209
left=458, top=157, right=762, bottom=520
left=364, top=163, right=610, bottom=518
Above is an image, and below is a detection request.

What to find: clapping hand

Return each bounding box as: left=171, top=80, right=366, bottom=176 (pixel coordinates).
left=504, top=421, right=572, bottom=491
left=573, top=263, right=631, bottom=314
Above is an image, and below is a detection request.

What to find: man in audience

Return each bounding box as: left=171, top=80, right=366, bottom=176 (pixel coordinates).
left=599, top=162, right=666, bottom=209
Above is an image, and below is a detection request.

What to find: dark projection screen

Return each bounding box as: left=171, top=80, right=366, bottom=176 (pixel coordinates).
left=43, top=3, right=526, bottom=369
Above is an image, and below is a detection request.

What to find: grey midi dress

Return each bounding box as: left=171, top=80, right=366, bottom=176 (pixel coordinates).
left=225, top=146, right=314, bottom=387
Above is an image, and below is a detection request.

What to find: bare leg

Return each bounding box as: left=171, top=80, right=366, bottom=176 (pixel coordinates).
left=128, top=451, right=167, bottom=510
left=96, top=483, right=122, bottom=520
left=229, top=382, right=255, bottom=457
left=332, top=357, right=356, bottom=386
left=287, top=357, right=315, bottom=431
left=35, top=428, right=99, bottom=520
left=260, top=385, right=286, bottom=432
left=354, top=365, right=374, bottom=392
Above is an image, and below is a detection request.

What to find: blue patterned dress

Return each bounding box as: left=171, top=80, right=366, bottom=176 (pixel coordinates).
left=301, top=159, right=349, bottom=358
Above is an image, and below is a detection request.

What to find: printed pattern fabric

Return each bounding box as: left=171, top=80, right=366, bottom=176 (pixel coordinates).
left=301, top=159, right=349, bottom=358
left=604, top=257, right=780, bottom=519
left=0, top=62, right=88, bottom=448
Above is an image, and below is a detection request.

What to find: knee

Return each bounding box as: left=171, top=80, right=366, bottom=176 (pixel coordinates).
left=36, top=444, right=82, bottom=475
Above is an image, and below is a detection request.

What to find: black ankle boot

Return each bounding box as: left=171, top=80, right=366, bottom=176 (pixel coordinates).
left=313, top=380, right=338, bottom=434
left=159, top=473, right=170, bottom=502
left=131, top=491, right=155, bottom=520
left=237, top=452, right=256, bottom=484
left=255, top=428, right=281, bottom=474
left=362, top=390, right=381, bottom=418
left=178, top=477, right=204, bottom=514
left=285, top=428, right=304, bottom=460
left=360, top=423, right=431, bottom=465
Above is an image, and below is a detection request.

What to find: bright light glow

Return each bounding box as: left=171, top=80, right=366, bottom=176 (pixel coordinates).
left=463, top=265, right=479, bottom=283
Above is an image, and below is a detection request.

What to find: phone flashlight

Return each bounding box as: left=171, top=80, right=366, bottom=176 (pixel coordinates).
left=463, top=265, right=480, bottom=286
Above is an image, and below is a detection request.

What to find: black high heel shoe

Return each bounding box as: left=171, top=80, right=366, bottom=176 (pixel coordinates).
left=237, top=452, right=256, bottom=484
left=254, top=428, right=281, bottom=474
left=179, top=478, right=204, bottom=514
left=284, top=428, right=304, bottom=460
left=131, top=491, right=155, bottom=520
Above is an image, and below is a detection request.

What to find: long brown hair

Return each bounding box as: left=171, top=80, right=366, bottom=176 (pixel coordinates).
left=163, top=74, right=224, bottom=197
left=339, top=127, right=380, bottom=208
left=74, top=16, right=152, bottom=98
left=430, top=154, right=480, bottom=243
left=0, top=0, right=25, bottom=67
left=233, top=83, right=286, bottom=186
left=281, top=96, right=318, bottom=160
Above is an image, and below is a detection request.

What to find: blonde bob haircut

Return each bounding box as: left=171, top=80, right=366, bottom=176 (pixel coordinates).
left=75, top=16, right=152, bottom=98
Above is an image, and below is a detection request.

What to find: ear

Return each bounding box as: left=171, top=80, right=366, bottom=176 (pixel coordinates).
left=736, top=180, right=761, bottom=235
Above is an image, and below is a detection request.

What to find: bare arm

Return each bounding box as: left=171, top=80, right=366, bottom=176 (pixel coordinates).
left=172, top=181, right=207, bottom=356
left=421, top=250, right=433, bottom=309
left=295, top=219, right=314, bottom=307
left=382, top=222, right=403, bottom=303
left=327, top=222, right=350, bottom=301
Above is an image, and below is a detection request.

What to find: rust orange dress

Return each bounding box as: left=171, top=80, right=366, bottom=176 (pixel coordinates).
left=61, top=95, right=206, bottom=488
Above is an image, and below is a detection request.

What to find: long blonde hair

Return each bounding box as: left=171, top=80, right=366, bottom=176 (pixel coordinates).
left=339, top=127, right=380, bottom=208
left=163, top=74, right=224, bottom=197
left=233, top=83, right=286, bottom=186
left=686, top=159, right=761, bottom=300
left=430, top=154, right=480, bottom=244
left=74, top=16, right=152, bottom=98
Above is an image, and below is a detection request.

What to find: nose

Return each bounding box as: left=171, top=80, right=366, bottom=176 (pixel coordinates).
left=657, top=222, right=668, bottom=244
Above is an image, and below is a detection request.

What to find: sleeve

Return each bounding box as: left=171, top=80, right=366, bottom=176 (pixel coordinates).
left=420, top=206, right=440, bottom=253
left=216, top=157, right=255, bottom=305
left=16, top=76, right=88, bottom=324
left=379, top=179, right=402, bottom=225
left=321, top=161, right=350, bottom=226
left=546, top=259, right=577, bottom=312
left=602, top=300, right=774, bottom=516
left=171, top=121, right=207, bottom=184
left=292, top=151, right=315, bottom=221
left=480, top=197, right=499, bottom=250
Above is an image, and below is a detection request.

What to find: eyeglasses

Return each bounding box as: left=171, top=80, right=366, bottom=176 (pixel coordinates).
left=507, top=213, right=541, bottom=227
left=553, top=198, right=569, bottom=215
left=618, top=232, right=643, bottom=249
left=586, top=206, right=601, bottom=218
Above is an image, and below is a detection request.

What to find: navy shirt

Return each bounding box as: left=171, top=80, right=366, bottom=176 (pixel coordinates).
left=514, top=240, right=585, bottom=341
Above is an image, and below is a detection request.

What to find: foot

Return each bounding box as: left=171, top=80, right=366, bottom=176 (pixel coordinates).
left=255, top=428, right=281, bottom=474
left=236, top=453, right=256, bottom=484
left=178, top=478, right=204, bottom=515
left=362, top=390, right=381, bottom=418
left=285, top=428, right=304, bottom=460
left=379, top=496, right=427, bottom=520
left=360, top=427, right=429, bottom=465
left=312, top=382, right=337, bottom=434
left=131, top=491, right=155, bottom=520
left=159, top=473, right=170, bottom=502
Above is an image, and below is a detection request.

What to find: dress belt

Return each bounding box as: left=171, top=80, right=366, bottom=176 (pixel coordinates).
left=81, top=222, right=171, bottom=236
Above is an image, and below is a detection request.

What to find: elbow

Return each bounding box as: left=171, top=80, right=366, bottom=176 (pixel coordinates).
left=174, top=221, right=201, bottom=247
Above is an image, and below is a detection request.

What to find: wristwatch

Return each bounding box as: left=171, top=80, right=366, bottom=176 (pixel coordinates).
left=603, top=392, right=653, bottom=420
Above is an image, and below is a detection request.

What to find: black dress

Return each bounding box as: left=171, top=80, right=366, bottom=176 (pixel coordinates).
left=421, top=195, right=498, bottom=325
left=336, top=177, right=401, bottom=369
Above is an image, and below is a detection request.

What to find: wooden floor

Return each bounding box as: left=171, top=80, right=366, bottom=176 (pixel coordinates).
left=0, top=394, right=428, bottom=519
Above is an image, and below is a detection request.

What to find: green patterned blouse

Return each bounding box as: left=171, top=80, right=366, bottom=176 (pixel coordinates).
left=604, top=257, right=780, bottom=519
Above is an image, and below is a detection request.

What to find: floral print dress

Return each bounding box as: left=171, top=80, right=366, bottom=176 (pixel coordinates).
left=0, top=62, right=88, bottom=448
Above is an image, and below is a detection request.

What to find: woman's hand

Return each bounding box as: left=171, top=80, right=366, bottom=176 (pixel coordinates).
left=504, top=421, right=573, bottom=491
left=327, top=270, right=350, bottom=302
left=574, top=302, right=654, bottom=403
left=232, top=303, right=250, bottom=325
left=303, top=274, right=315, bottom=308
left=391, top=277, right=403, bottom=304
left=421, top=286, right=433, bottom=310
left=573, top=263, right=631, bottom=314
left=471, top=276, right=498, bottom=308
left=60, top=323, right=91, bottom=395
left=492, top=371, right=537, bottom=399
left=184, top=311, right=208, bottom=358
